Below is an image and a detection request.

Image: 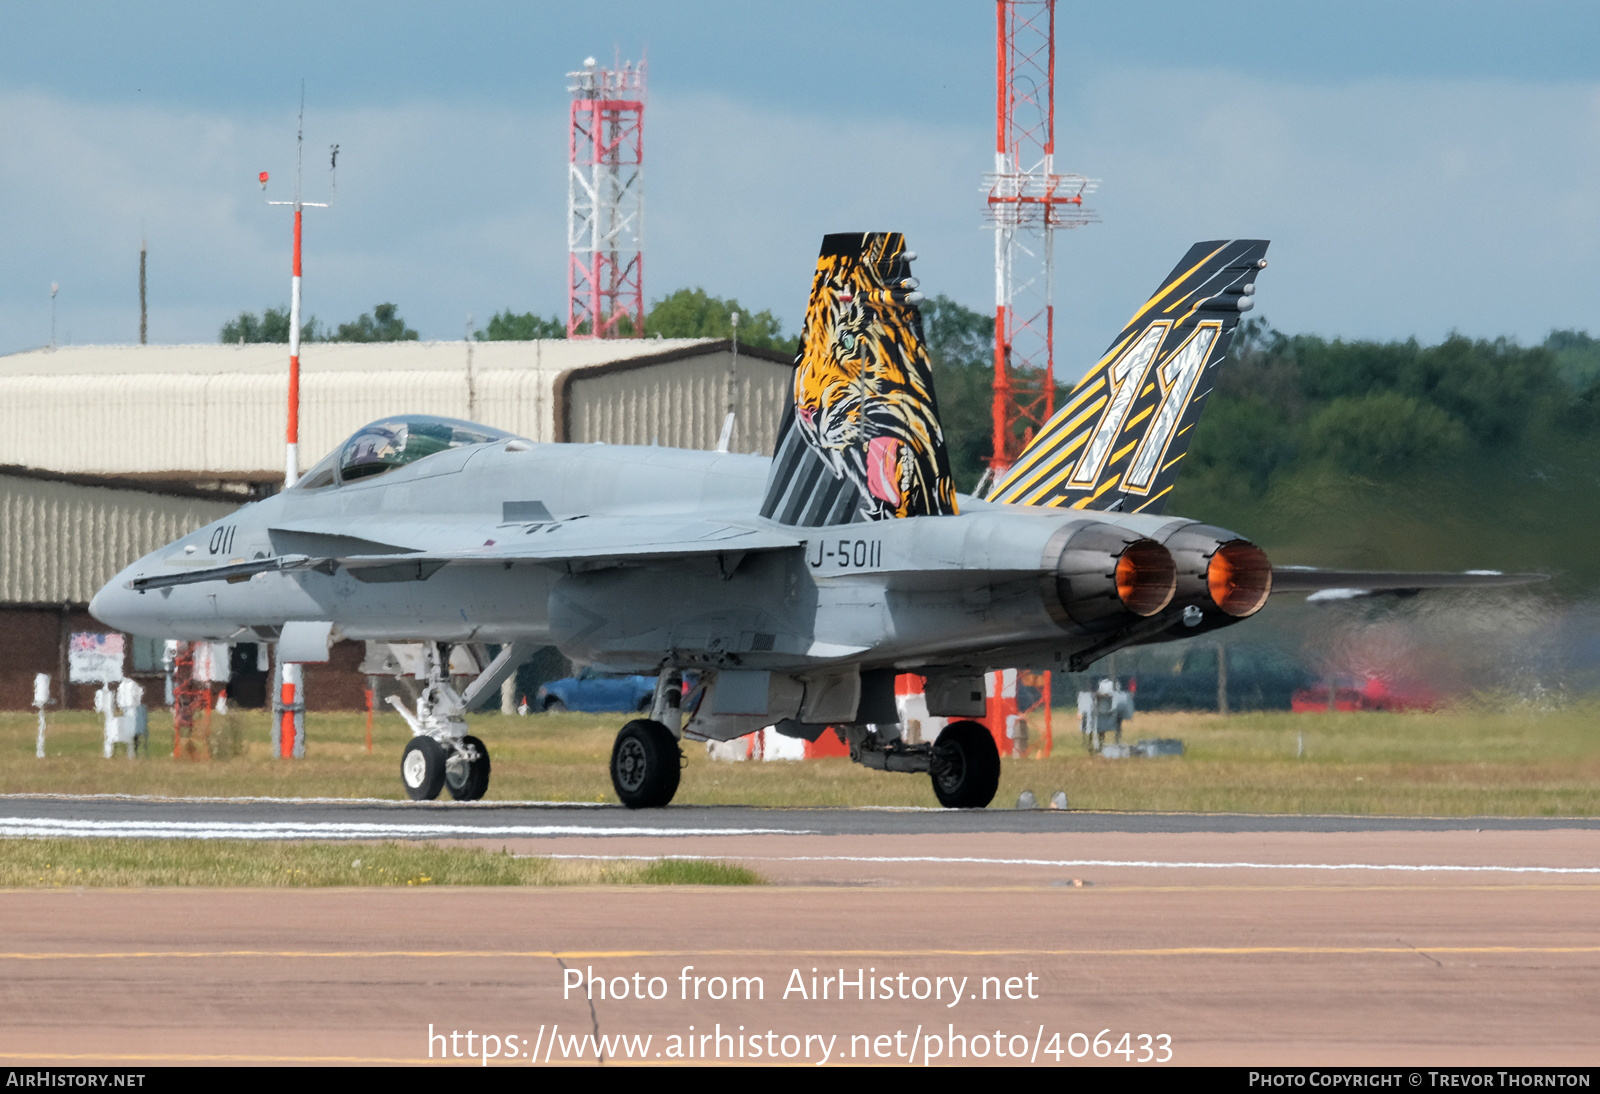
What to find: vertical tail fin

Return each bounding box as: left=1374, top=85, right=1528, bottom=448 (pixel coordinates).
left=990, top=239, right=1269, bottom=514
left=760, top=232, right=959, bottom=526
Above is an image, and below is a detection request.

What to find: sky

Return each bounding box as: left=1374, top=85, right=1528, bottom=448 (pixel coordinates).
left=3, top=1, right=1600, bottom=374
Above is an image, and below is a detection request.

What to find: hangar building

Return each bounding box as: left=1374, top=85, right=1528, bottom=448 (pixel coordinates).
left=0, top=338, right=795, bottom=709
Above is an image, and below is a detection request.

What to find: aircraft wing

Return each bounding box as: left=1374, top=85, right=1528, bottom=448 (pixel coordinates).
left=1271, top=566, right=1547, bottom=599
left=340, top=517, right=801, bottom=574
left=127, top=518, right=802, bottom=591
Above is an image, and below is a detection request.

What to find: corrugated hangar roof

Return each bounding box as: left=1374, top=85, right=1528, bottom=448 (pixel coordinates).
left=0, top=339, right=793, bottom=484
left=0, top=338, right=710, bottom=377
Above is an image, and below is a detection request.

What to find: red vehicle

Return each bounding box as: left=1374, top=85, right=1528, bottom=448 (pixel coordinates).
left=1291, top=675, right=1437, bottom=713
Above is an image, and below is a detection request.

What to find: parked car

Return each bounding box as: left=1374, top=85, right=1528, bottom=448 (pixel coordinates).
left=1290, top=675, right=1438, bottom=713
left=536, top=668, right=657, bottom=714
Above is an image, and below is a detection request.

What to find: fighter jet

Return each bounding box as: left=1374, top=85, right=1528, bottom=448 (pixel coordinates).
left=90, top=233, right=1540, bottom=808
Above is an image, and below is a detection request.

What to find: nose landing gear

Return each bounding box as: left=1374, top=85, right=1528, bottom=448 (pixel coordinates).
left=445, top=735, right=491, bottom=801
left=389, top=645, right=493, bottom=802
left=400, top=736, right=446, bottom=801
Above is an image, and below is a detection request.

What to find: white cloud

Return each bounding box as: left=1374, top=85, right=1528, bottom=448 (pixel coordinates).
left=4, top=70, right=1600, bottom=372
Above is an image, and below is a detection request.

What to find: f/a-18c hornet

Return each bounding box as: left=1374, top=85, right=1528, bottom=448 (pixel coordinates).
left=90, top=234, right=1540, bottom=808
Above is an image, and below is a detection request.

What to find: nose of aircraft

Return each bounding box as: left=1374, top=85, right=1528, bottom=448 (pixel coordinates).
left=89, top=566, right=152, bottom=635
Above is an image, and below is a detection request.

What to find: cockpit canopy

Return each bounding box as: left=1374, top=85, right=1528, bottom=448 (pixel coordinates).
left=297, top=416, right=510, bottom=489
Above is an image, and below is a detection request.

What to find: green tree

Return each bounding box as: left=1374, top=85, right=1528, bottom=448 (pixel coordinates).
left=1165, top=317, right=1600, bottom=584
left=476, top=310, right=567, bottom=340
left=219, top=307, right=319, bottom=344
left=1545, top=329, right=1600, bottom=391
left=918, top=294, right=996, bottom=493
left=644, top=288, right=795, bottom=354
left=326, top=303, right=418, bottom=343
left=1302, top=391, right=1469, bottom=475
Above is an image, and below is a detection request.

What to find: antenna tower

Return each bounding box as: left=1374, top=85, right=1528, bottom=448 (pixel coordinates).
left=984, top=0, right=1097, bottom=481
left=259, top=84, right=334, bottom=763
left=566, top=56, right=645, bottom=339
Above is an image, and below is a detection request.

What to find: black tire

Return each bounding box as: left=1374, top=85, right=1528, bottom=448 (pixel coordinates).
left=544, top=698, right=568, bottom=714
left=609, top=719, right=681, bottom=809
left=445, top=735, right=491, bottom=802
left=930, top=720, right=1001, bottom=809
left=401, top=736, right=446, bottom=801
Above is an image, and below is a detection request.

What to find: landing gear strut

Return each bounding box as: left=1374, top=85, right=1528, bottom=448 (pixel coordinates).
left=388, top=644, right=492, bottom=802
left=840, top=719, right=1001, bottom=809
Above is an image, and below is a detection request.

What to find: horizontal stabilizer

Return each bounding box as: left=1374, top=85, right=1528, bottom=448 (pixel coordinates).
left=1272, top=567, right=1548, bottom=597
left=991, top=239, right=1269, bottom=514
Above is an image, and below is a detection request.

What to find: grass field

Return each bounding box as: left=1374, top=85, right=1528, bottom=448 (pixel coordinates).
left=0, top=838, right=761, bottom=888
left=5, top=703, right=1599, bottom=815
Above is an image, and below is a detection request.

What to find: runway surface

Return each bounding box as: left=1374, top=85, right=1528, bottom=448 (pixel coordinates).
left=0, top=796, right=1595, bottom=1066
left=2, top=793, right=1597, bottom=839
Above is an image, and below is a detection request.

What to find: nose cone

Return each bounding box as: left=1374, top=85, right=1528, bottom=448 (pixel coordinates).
left=90, top=565, right=153, bottom=635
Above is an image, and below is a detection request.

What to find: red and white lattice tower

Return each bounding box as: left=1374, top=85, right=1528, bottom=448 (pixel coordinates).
left=566, top=56, right=645, bottom=339
left=984, top=1, right=1098, bottom=480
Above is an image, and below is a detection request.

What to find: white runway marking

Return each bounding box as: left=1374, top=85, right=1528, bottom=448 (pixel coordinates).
left=0, top=792, right=610, bottom=808
left=535, top=853, right=1600, bottom=875
left=0, top=818, right=815, bottom=841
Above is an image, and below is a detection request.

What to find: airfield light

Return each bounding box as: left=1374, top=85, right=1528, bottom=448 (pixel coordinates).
left=32, top=673, right=52, bottom=759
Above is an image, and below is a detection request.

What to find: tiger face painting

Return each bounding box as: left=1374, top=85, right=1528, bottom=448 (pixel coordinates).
left=787, top=232, right=959, bottom=521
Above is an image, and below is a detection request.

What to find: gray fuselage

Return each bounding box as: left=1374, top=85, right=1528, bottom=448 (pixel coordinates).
left=90, top=436, right=1235, bottom=677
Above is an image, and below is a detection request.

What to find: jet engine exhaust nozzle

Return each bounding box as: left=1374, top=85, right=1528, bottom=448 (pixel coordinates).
left=1116, top=539, right=1180, bottom=617
left=1208, top=539, right=1273, bottom=618
left=1047, top=523, right=1178, bottom=632
left=1161, top=524, right=1274, bottom=620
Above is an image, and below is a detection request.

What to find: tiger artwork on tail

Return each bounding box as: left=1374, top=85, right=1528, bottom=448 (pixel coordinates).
left=785, top=232, right=959, bottom=522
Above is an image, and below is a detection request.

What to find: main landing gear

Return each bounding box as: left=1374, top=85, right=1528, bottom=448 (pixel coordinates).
left=610, top=720, right=681, bottom=809
left=604, top=670, right=999, bottom=810
left=839, top=719, right=1000, bottom=809
left=389, top=647, right=492, bottom=802
left=610, top=672, right=685, bottom=809
left=927, top=721, right=1002, bottom=809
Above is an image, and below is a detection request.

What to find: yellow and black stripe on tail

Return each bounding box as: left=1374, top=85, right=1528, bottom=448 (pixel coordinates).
left=989, top=239, right=1269, bottom=515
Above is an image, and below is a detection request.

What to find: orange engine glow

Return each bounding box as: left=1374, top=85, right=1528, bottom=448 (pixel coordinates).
left=1207, top=540, right=1273, bottom=617
left=1114, top=540, right=1177, bottom=617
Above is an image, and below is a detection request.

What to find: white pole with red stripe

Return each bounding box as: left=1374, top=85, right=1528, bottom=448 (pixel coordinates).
left=286, top=205, right=302, bottom=488
left=261, top=85, right=332, bottom=759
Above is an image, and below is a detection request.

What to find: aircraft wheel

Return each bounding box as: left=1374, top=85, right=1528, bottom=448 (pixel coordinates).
left=610, top=719, right=681, bottom=809
left=930, top=720, right=1000, bottom=809
left=401, top=736, right=446, bottom=801
left=445, top=735, right=491, bottom=802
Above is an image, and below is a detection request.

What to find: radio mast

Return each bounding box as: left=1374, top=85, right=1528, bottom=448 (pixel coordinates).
left=984, top=0, right=1098, bottom=485
left=566, top=56, right=646, bottom=339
